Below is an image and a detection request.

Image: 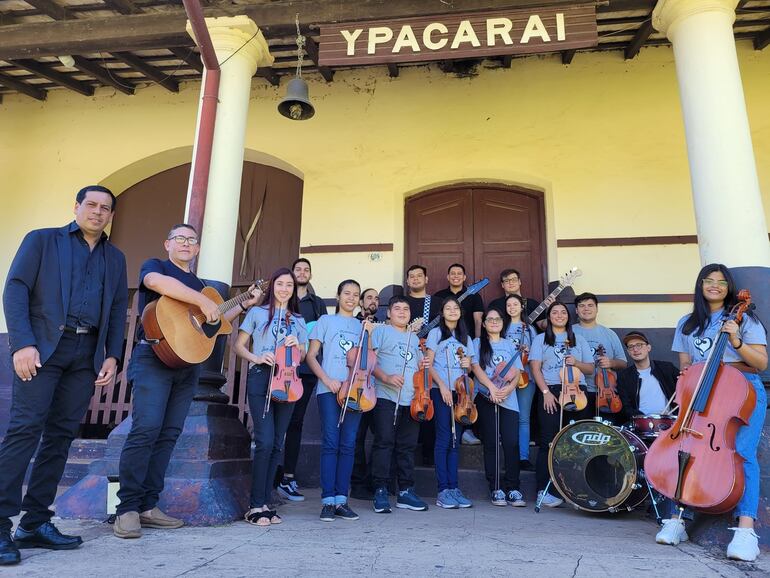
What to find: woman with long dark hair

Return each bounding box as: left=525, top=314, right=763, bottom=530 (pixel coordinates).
left=529, top=301, right=594, bottom=508
left=234, top=268, right=306, bottom=526
left=655, top=264, right=767, bottom=562
left=503, top=294, right=538, bottom=471
left=473, top=307, right=524, bottom=507
left=306, top=279, right=365, bottom=522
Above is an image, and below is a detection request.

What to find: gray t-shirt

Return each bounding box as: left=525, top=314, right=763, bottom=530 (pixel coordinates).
left=239, top=306, right=308, bottom=362
left=308, top=314, right=362, bottom=395
left=426, top=327, right=475, bottom=389
left=371, top=325, right=422, bottom=405
left=472, top=337, right=521, bottom=412
left=672, top=311, right=767, bottom=364
left=529, top=332, right=593, bottom=386
left=572, top=324, right=626, bottom=392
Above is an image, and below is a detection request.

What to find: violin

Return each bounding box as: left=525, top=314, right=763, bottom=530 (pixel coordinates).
left=595, top=344, right=622, bottom=414
left=558, top=340, right=587, bottom=412
left=478, top=345, right=524, bottom=400
left=453, top=347, right=478, bottom=425
left=645, top=290, right=756, bottom=514
left=410, top=339, right=434, bottom=422
left=338, top=321, right=378, bottom=424
left=268, top=310, right=304, bottom=404
left=518, top=346, right=530, bottom=388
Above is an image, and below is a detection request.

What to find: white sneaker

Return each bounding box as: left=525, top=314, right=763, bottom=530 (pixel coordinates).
left=537, top=490, right=563, bottom=508
left=655, top=519, right=688, bottom=546
left=726, top=527, right=760, bottom=562
left=462, top=430, right=481, bottom=445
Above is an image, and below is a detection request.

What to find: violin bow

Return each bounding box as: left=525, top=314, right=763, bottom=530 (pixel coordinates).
left=394, top=326, right=414, bottom=426
left=263, top=306, right=283, bottom=419
left=444, top=347, right=457, bottom=449
left=338, top=324, right=366, bottom=427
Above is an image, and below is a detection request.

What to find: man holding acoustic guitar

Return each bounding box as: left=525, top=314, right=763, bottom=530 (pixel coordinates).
left=113, top=223, right=262, bottom=539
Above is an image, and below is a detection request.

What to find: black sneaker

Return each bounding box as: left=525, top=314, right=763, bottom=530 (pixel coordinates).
left=320, top=504, right=336, bottom=522
left=519, top=459, right=535, bottom=472
left=335, top=503, right=359, bottom=521
left=277, top=478, right=305, bottom=502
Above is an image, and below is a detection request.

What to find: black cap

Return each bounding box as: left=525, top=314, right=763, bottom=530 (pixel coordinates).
left=623, top=331, right=650, bottom=346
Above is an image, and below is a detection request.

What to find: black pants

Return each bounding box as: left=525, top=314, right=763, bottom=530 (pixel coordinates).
left=0, top=332, right=97, bottom=533
left=246, top=366, right=294, bottom=507
left=371, top=400, right=420, bottom=491
left=476, top=396, right=520, bottom=493
left=117, top=344, right=199, bottom=515
left=350, top=410, right=374, bottom=492
left=535, top=384, right=593, bottom=492
left=419, top=419, right=436, bottom=465
left=281, top=373, right=317, bottom=478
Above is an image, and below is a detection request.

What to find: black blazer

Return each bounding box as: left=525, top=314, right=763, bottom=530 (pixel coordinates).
left=617, top=360, right=679, bottom=421
left=3, top=223, right=128, bottom=373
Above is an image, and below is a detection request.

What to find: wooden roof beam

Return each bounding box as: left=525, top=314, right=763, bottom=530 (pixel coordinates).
left=169, top=47, right=203, bottom=73
left=23, top=0, right=71, bottom=21
left=304, top=37, right=333, bottom=82
left=72, top=55, right=135, bottom=95
left=0, top=70, right=47, bottom=100
left=387, top=63, right=399, bottom=78
left=624, top=18, right=653, bottom=60
left=13, top=58, right=94, bottom=96
left=561, top=49, right=576, bottom=65
left=112, top=51, right=179, bottom=92
left=100, top=0, right=141, bottom=15
left=256, top=67, right=279, bottom=86
left=755, top=27, right=770, bottom=51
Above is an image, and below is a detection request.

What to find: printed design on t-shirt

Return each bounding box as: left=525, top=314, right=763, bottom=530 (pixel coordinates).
left=398, top=345, right=415, bottom=363
left=554, top=343, right=568, bottom=364
left=510, top=336, right=521, bottom=347
left=269, top=317, right=291, bottom=341
left=694, top=336, right=713, bottom=357
left=339, top=338, right=355, bottom=354
left=492, top=354, right=505, bottom=366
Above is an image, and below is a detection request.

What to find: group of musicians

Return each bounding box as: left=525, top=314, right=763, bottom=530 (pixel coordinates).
left=0, top=185, right=765, bottom=566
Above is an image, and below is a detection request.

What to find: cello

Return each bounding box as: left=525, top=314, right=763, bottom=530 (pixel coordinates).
left=268, top=310, right=303, bottom=404
left=558, top=340, right=587, bottom=413
left=338, top=321, right=378, bottom=425
left=410, top=339, right=435, bottom=422
left=595, top=344, right=622, bottom=415
left=453, top=347, right=478, bottom=425
left=645, top=291, right=756, bottom=514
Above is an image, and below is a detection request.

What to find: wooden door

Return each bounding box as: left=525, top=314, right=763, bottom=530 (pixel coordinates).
left=405, top=185, right=545, bottom=302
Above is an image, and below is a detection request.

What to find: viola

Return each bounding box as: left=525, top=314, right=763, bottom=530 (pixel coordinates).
left=338, top=321, right=378, bottom=424
left=453, top=347, right=478, bottom=425
left=269, top=310, right=303, bottom=404
left=645, top=291, right=756, bottom=514
left=595, top=344, right=622, bottom=414
left=410, top=339, right=435, bottom=422
left=558, top=340, right=587, bottom=412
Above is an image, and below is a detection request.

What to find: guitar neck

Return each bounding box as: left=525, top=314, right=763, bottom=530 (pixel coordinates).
left=527, top=284, right=566, bottom=324
left=218, top=291, right=252, bottom=315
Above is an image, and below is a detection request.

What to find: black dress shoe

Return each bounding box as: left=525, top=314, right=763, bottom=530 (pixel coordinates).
left=14, top=522, right=82, bottom=550
left=0, top=532, right=20, bottom=565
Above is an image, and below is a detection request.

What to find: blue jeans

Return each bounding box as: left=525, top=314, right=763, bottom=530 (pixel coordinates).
left=515, top=381, right=535, bottom=461
left=117, top=344, right=199, bottom=515
left=431, top=388, right=462, bottom=492
left=246, top=366, right=295, bottom=508
left=734, top=372, right=766, bottom=519
left=317, top=392, right=362, bottom=505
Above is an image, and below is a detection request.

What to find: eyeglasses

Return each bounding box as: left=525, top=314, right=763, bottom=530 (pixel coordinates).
left=626, top=343, right=647, bottom=351
left=168, top=235, right=199, bottom=245
left=702, top=279, right=728, bottom=288
left=485, top=317, right=503, bottom=323
left=502, top=277, right=520, bottom=283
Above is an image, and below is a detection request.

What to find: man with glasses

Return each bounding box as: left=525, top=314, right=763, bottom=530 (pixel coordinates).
left=114, top=224, right=260, bottom=539
left=489, top=269, right=549, bottom=331
left=617, top=331, right=679, bottom=422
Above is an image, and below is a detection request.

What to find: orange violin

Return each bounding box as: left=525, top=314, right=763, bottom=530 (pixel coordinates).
left=338, top=321, right=378, bottom=425
left=559, top=340, right=587, bottom=412
left=595, top=344, right=622, bottom=414
left=410, top=339, right=435, bottom=422
left=453, top=347, right=478, bottom=425
left=269, top=310, right=304, bottom=404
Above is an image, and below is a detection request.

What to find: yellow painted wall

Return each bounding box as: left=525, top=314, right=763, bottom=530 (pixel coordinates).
left=1, top=41, right=769, bottom=333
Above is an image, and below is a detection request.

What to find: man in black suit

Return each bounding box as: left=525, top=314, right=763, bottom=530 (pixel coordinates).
left=0, top=186, right=128, bottom=565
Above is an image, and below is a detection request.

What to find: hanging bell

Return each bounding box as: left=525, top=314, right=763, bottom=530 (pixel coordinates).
left=278, top=77, right=315, bottom=121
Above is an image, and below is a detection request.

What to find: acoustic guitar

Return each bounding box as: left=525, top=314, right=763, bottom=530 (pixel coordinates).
left=142, top=281, right=266, bottom=368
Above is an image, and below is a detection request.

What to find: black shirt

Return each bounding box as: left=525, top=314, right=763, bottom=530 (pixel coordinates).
left=406, top=295, right=441, bottom=326
left=489, top=294, right=545, bottom=326
left=433, top=286, right=484, bottom=338
left=296, top=290, right=326, bottom=375
left=137, top=258, right=204, bottom=340
left=66, top=222, right=106, bottom=329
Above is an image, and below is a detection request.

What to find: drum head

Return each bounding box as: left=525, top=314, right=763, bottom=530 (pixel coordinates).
left=548, top=420, right=640, bottom=512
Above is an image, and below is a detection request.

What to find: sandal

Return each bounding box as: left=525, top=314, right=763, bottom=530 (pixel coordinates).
left=245, top=508, right=271, bottom=527
left=267, top=510, right=282, bottom=525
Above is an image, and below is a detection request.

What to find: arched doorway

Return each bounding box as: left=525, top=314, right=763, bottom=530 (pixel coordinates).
left=110, top=161, right=304, bottom=288
left=405, top=185, right=546, bottom=302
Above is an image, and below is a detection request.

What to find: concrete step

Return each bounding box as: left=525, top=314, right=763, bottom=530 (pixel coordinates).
left=27, top=438, right=107, bottom=488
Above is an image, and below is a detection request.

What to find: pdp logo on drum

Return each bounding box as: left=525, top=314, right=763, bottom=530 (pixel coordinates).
left=571, top=431, right=612, bottom=446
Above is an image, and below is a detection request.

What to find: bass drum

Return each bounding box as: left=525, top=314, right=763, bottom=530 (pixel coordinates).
left=548, top=419, right=647, bottom=512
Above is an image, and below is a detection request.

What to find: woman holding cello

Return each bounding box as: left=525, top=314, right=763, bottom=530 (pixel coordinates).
left=529, top=302, right=594, bottom=508
left=425, top=296, right=478, bottom=509
left=503, top=294, right=538, bottom=471
left=654, top=264, right=766, bottom=562
left=473, top=307, right=525, bottom=507
left=306, top=279, right=366, bottom=522
left=234, top=268, right=307, bottom=526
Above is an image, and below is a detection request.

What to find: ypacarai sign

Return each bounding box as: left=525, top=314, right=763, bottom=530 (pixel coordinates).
left=318, top=4, right=598, bottom=66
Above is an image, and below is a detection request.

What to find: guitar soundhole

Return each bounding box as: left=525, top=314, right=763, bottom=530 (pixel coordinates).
left=188, top=311, right=221, bottom=338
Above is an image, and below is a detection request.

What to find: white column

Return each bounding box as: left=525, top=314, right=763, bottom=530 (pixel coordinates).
left=186, top=16, right=273, bottom=283
left=653, top=0, right=770, bottom=267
